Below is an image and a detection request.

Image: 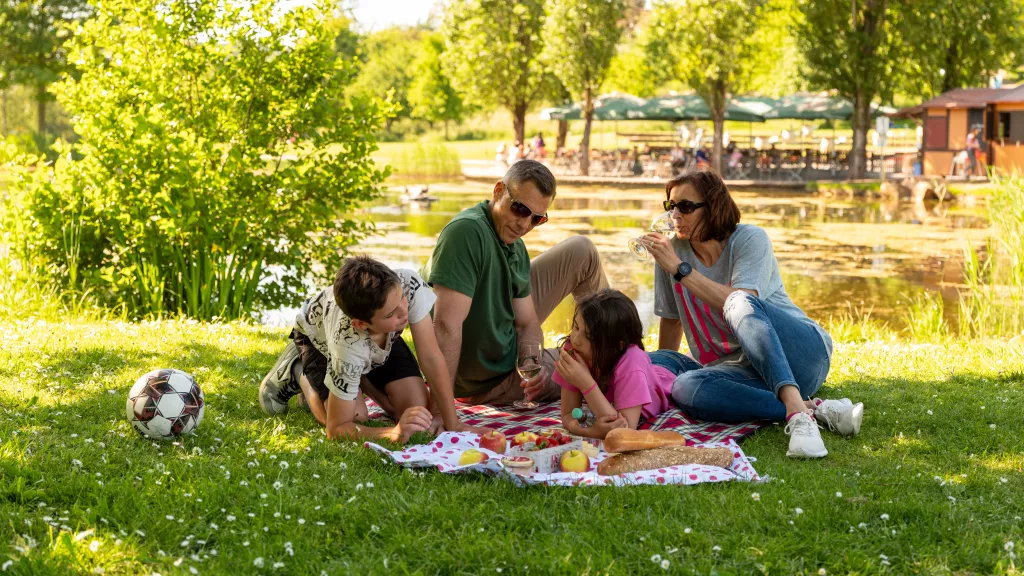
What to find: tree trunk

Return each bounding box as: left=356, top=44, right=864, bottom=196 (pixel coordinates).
left=709, top=82, right=726, bottom=174
left=512, top=101, right=527, bottom=144
left=850, top=91, right=870, bottom=179
left=37, top=85, right=47, bottom=136
left=942, top=42, right=959, bottom=93
left=580, top=90, right=594, bottom=176
left=444, top=119, right=449, bottom=141
left=556, top=120, right=568, bottom=150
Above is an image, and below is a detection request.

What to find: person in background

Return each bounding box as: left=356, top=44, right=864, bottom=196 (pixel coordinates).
left=495, top=142, right=509, bottom=167
left=966, top=128, right=983, bottom=177
left=534, top=133, right=547, bottom=160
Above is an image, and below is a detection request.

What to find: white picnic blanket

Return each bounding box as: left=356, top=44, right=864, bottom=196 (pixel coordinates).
left=365, top=432, right=761, bottom=487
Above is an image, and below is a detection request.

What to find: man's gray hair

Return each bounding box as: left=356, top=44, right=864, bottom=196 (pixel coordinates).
left=503, top=159, right=556, bottom=198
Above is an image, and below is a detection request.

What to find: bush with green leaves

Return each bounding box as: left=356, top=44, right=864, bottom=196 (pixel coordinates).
left=10, top=0, right=391, bottom=320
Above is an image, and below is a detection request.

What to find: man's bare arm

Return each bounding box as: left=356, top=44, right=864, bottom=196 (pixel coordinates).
left=432, top=285, right=473, bottom=400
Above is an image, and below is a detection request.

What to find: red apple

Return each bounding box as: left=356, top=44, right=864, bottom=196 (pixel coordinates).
left=478, top=430, right=507, bottom=454
left=559, top=449, right=591, bottom=473
left=458, top=449, right=489, bottom=466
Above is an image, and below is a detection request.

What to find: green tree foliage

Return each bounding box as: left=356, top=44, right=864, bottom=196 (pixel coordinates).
left=13, top=0, right=391, bottom=320
left=348, top=27, right=421, bottom=132
left=796, top=0, right=905, bottom=179
left=603, top=45, right=661, bottom=98
left=441, top=0, right=548, bottom=143
left=645, top=0, right=785, bottom=172
left=902, top=0, right=1024, bottom=97
left=544, top=0, right=628, bottom=175
left=0, top=0, right=91, bottom=135
left=409, top=32, right=468, bottom=140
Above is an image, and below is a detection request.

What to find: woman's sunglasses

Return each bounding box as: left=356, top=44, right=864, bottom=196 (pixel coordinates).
left=663, top=199, right=706, bottom=214
left=506, top=184, right=548, bottom=225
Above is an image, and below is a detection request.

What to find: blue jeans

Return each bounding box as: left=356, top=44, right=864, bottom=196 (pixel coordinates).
left=652, top=291, right=831, bottom=423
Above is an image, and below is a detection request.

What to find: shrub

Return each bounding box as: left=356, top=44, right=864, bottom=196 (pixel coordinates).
left=9, top=0, right=392, bottom=320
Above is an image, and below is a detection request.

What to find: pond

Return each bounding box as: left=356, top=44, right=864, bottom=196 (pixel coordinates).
left=270, top=181, right=990, bottom=338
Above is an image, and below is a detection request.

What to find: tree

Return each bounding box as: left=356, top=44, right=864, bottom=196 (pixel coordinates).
left=0, top=0, right=91, bottom=136
left=409, top=32, right=468, bottom=139
left=441, top=0, right=547, bottom=143
left=18, top=0, right=392, bottom=319
left=902, top=0, right=1024, bottom=97
left=544, top=0, right=628, bottom=175
left=796, top=0, right=905, bottom=179
left=348, top=27, right=421, bottom=132
left=645, top=0, right=785, bottom=173
left=542, top=75, right=574, bottom=150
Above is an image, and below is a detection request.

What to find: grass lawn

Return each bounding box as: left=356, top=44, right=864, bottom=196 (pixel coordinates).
left=2, top=318, right=1023, bottom=574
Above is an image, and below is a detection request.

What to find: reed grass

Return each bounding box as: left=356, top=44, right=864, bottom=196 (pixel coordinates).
left=959, top=174, right=1024, bottom=338
left=386, top=142, right=462, bottom=182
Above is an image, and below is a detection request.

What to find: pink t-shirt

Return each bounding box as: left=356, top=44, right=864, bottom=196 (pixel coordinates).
left=553, top=345, right=675, bottom=422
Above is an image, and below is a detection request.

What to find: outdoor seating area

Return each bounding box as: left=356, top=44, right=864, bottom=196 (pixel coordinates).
left=536, top=92, right=913, bottom=181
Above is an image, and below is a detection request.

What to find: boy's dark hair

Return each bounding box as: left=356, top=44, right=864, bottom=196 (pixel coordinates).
left=333, top=256, right=401, bottom=323
left=562, top=289, right=644, bottom=392
left=664, top=169, right=740, bottom=243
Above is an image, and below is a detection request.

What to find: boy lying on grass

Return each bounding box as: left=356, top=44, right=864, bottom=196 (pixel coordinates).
left=259, top=256, right=482, bottom=442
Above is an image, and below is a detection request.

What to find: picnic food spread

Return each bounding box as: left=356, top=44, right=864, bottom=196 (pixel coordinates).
left=602, top=428, right=690, bottom=452
left=597, top=445, right=734, bottom=475
left=597, top=429, right=734, bottom=475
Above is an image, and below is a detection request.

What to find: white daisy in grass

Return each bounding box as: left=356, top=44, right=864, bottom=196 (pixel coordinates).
left=253, top=558, right=263, bottom=568
left=795, top=508, right=804, bottom=515
left=880, top=514, right=889, bottom=520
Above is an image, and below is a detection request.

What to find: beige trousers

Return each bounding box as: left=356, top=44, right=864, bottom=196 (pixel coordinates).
left=464, top=235, right=609, bottom=405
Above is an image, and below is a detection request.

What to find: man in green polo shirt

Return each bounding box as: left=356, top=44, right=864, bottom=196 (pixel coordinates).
left=426, top=160, right=608, bottom=412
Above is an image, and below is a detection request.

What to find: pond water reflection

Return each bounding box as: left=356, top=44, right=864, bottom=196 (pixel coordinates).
left=351, top=181, right=989, bottom=337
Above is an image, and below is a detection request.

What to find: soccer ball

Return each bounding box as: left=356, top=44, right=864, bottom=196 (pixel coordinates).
left=126, top=369, right=205, bottom=440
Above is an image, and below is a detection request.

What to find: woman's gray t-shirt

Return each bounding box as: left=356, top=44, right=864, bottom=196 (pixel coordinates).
left=653, top=224, right=832, bottom=366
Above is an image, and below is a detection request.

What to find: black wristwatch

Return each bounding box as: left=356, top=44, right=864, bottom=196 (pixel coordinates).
left=673, top=262, right=692, bottom=282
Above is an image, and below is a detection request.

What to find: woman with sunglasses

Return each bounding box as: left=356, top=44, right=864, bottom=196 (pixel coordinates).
left=641, top=170, right=863, bottom=458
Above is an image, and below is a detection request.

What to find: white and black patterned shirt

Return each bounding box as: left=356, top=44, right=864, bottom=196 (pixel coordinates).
left=293, top=269, right=435, bottom=401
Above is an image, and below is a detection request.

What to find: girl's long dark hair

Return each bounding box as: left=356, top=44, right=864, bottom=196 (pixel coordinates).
left=560, top=289, right=644, bottom=392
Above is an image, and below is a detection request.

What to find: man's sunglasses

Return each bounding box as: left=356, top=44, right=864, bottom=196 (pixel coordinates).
left=663, top=199, right=706, bottom=214
left=505, top=184, right=548, bottom=225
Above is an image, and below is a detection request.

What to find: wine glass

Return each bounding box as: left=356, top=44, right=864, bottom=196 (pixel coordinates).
left=627, top=212, right=676, bottom=260
left=512, top=340, right=543, bottom=410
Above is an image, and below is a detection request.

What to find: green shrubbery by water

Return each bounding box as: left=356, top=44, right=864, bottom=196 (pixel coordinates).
left=0, top=0, right=392, bottom=321
left=959, top=174, right=1024, bottom=338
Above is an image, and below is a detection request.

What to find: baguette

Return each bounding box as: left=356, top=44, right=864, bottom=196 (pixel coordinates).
left=603, top=428, right=688, bottom=453
left=597, top=446, right=734, bottom=476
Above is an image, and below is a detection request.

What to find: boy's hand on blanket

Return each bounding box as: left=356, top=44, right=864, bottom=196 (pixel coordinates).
left=591, top=413, right=629, bottom=438
left=393, top=406, right=433, bottom=442
left=555, top=349, right=597, bottom=393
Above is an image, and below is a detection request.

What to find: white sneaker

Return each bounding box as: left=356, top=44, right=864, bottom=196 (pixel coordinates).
left=259, top=341, right=301, bottom=415
left=814, top=398, right=864, bottom=436
left=785, top=411, right=828, bottom=458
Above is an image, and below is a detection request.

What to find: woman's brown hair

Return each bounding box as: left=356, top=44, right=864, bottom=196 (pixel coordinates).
left=664, top=169, right=740, bottom=242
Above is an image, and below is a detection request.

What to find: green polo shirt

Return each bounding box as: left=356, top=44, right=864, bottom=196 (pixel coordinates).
left=426, top=200, right=531, bottom=397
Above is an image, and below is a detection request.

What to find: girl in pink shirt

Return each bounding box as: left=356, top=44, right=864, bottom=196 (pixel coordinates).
left=554, top=289, right=679, bottom=439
